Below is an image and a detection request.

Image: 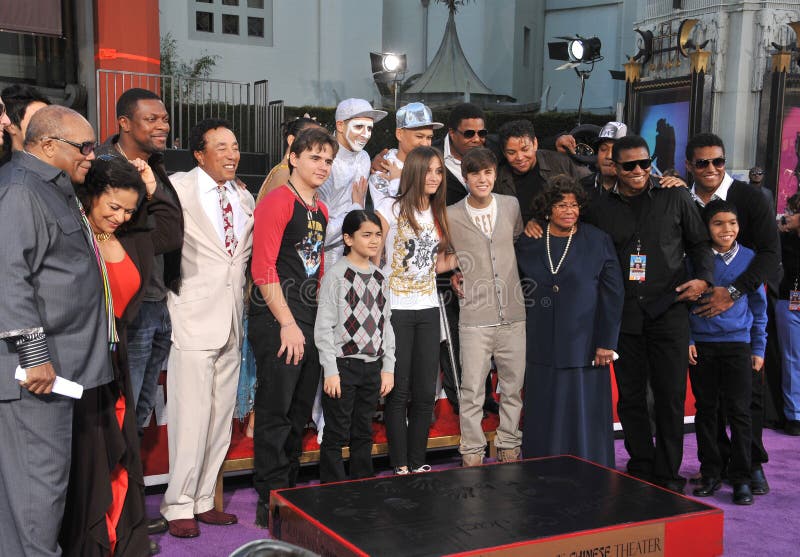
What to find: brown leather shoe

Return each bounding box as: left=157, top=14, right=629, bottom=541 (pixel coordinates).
left=497, top=447, right=521, bottom=462
left=167, top=518, right=200, bottom=538
left=195, top=509, right=238, bottom=526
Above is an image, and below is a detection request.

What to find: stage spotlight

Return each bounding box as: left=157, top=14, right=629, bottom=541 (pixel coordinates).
left=548, top=36, right=603, bottom=64
left=382, top=54, right=402, bottom=72
left=370, top=52, right=407, bottom=76
left=370, top=52, right=408, bottom=109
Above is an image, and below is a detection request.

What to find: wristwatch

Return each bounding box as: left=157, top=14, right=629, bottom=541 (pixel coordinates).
left=726, top=285, right=743, bottom=301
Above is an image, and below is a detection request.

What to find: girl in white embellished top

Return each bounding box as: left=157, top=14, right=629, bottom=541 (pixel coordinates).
left=374, top=146, right=458, bottom=475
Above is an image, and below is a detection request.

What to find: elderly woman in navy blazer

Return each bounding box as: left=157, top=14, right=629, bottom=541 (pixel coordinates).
left=516, top=175, right=624, bottom=467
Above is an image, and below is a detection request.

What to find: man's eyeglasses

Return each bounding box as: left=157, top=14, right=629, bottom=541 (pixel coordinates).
left=453, top=128, right=488, bottom=139
left=615, top=158, right=652, bottom=172
left=692, top=157, right=726, bottom=169
left=46, top=137, right=98, bottom=156
left=750, top=170, right=765, bottom=176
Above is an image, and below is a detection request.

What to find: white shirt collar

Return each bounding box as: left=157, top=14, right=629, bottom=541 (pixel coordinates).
left=712, top=241, right=739, bottom=265
left=690, top=172, right=734, bottom=207
left=443, top=134, right=456, bottom=161
left=198, top=166, right=235, bottom=194
left=443, top=135, right=467, bottom=187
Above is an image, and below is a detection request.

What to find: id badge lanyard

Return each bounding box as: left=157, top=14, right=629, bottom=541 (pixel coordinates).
left=790, top=277, right=800, bottom=311
left=629, top=236, right=646, bottom=282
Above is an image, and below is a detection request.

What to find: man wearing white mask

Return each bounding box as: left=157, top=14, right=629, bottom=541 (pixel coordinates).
left=319, top=98, right=387, bottom=267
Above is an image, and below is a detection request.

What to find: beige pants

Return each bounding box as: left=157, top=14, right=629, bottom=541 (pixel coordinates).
left=458, top=321, right=525, bottom=454
left=161, top=327, right=241, bottom=520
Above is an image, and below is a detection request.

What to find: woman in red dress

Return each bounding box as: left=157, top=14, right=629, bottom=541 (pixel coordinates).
left=60, top=154, right=182, bottom=556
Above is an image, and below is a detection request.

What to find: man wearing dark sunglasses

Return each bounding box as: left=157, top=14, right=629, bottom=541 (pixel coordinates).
left=432, top=103, right=489, bottom=207
left=748, top=165, right=774, bottom=209
left=584, top=134, right=714, bottom=494
left=685, top=133, right=781, bottom=497
left=0, top=105, right=113, bottom=556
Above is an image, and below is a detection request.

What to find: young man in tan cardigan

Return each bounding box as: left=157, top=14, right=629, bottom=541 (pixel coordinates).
left=446, top=147, right=526, bottom=467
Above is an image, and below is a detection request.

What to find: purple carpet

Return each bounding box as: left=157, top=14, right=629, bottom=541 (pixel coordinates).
left=147, top=428, right=799, bottom=556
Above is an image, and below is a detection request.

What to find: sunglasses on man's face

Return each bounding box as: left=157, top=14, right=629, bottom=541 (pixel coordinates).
left=692, top=157, right=726, bottom=169
left=454, top=128, right=488, bottom=139
left=615, top=158, right=652, bottom=172
left=46, top=136, right=98, bottom=156
left=750, top=170, right=765, bottom=176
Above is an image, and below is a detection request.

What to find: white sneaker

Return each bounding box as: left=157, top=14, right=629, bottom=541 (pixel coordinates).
left=394, top=466, right=410, bottom=475
left=412, top=464, right=432, bottom=473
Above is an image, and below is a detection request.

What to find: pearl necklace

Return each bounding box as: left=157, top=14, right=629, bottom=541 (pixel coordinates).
left=545, top=223, right=575, bottom=275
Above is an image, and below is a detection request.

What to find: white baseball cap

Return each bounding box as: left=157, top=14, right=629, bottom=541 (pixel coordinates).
left=335, top=98, right=387, bottom=123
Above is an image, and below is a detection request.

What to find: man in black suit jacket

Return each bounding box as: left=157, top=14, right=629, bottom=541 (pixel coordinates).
left=432, top=103, right=489, bottom=206
left=685, top=133, right=782, bottom=496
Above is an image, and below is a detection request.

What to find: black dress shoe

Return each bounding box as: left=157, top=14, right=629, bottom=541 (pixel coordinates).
left=692, top=477, right=722, bottom=497
left=147, top=517, right=168, bottom=535
left=733, top=483, right=754, bottom=505
left=750, top=468, right=770, bottom=495
left=255, top=500, right=269, bottom=529
left=660, top=480, right=685, bottom=494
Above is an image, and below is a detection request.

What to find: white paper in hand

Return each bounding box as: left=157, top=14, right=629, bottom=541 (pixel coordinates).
left=15, top=366, right=84, bottom=399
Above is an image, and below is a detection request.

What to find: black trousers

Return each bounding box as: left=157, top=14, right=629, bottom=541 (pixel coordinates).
left=615, top=303, right=689, bottom=485
left=690, top=342, right=752, bottom=483
left=715, top=294, right=774, bottom=470
left=250, top=313, right=320, bottom=500
left=716, top=366, right=769, bottom=472
left=385, top=307, right=440, bottom=469
left=319, top=358, right=382, bottom=483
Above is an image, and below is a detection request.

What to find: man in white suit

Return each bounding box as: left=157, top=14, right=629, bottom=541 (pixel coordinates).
left=160, top=118, right=254, bottom=538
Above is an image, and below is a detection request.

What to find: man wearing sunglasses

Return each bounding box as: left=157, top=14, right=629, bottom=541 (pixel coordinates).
left=748, top=165, right=774, bottom=209
left=0, top=105, right=112, bottom=555
left=584, top=134, right=714, bottom=494
left=685, top=133, right=781, bottom=497
left=432, top=103, right=490, bottom=207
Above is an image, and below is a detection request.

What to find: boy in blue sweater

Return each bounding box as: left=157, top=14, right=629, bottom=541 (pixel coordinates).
left=688, top=199, right=767, bottom=505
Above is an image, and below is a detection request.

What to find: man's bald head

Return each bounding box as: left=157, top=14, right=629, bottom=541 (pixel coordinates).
left=25, top=105, right=96, bottom=184
left=25, top=105, right=92, bottom=146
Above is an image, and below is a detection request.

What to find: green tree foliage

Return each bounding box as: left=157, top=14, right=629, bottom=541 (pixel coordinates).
left=160, top=32, right=219, bottom=79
